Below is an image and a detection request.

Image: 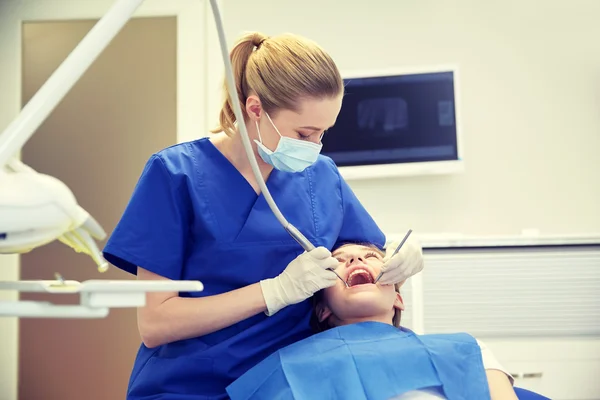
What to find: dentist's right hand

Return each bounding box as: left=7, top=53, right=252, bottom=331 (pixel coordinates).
left=260, top=247, right=339, bottom=316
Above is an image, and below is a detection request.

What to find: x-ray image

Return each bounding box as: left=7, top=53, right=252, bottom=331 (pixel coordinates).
left=357, top=97, right=408, bottom=136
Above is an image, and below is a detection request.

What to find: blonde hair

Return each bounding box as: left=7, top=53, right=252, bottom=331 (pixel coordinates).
left=211, top=31, right=344, bottom=137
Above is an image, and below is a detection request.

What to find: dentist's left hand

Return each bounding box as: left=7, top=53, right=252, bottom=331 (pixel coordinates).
left=377, top=235, right=424, bottom=285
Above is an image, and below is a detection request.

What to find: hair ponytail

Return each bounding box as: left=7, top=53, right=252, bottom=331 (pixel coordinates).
left=211, top=31, right=343, bottom=137
left=211, top=32, right=268, bottom=137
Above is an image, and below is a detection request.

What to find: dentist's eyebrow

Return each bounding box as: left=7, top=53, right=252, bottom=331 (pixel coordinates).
left=299, top=125, right=322, bottom=131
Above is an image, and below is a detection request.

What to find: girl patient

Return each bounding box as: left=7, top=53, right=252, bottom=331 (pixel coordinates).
left=227, top=243, right=518, bottom=400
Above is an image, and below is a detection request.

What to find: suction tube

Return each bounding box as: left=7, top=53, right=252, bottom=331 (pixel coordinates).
left=208, top=0, right=315, bottom=252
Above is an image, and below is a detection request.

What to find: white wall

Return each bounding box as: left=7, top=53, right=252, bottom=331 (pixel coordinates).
left=222, top=0, right=600, bottom=237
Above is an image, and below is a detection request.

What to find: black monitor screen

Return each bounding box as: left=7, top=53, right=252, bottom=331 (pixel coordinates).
left=322, top=71, right=459, bottom=167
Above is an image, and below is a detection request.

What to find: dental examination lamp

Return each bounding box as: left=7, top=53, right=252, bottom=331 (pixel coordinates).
left=0, top=0, right=314, bottom=318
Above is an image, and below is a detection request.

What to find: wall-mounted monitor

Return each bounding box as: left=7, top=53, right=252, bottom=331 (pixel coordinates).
left=322, top=66, right=464, bottom=180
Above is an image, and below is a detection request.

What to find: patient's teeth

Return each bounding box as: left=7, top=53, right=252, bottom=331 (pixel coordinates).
left=347, top=269, right=374, bottom=286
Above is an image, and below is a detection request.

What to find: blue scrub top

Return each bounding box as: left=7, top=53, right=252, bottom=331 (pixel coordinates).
left=103, top=138, right=385, bottom=399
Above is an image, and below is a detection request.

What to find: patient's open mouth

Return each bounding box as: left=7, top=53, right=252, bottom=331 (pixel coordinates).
left=347, top=269, right=374, bottom=287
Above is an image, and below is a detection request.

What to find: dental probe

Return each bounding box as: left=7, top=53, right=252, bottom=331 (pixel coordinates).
left=328, top=268, right=350, bottom=288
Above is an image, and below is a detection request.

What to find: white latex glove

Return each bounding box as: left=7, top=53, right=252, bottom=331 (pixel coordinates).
left=260, top=247, right=339, bottom=316
left=378, top=235, right=424, bottom=285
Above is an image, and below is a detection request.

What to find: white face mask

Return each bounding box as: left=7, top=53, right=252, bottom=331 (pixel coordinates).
left=254, top=113, right=323, bottom=173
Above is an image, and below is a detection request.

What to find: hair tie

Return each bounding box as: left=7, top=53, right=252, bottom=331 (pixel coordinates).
left=253, top=35, right=267, bottom=49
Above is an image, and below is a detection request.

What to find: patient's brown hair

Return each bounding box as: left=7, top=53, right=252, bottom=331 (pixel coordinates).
left=310, top=243, right=402, bottom=333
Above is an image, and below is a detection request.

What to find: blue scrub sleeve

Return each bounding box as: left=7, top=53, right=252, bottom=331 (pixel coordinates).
left=335, top=167, right=386, bottom=249
left=103, top=155, right=191, bottom=279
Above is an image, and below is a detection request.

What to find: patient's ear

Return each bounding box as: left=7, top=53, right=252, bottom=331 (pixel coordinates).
left=393, top=292, right=405, bottom=311
left=316, top=301, right=332, bottom=323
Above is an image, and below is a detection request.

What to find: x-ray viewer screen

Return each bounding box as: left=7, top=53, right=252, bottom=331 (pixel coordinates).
left=322, top=71, right=459, bottom=167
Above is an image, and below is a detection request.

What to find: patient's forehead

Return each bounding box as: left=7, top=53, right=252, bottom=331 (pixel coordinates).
left=332, top=244, right=384, bottom=258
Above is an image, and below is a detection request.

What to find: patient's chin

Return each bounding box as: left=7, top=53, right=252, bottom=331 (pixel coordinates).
left=338, top=294, right=388, bottom=316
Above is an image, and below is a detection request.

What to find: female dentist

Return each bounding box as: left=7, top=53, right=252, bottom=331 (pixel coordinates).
left=103, top=31, right=424, bottom=399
